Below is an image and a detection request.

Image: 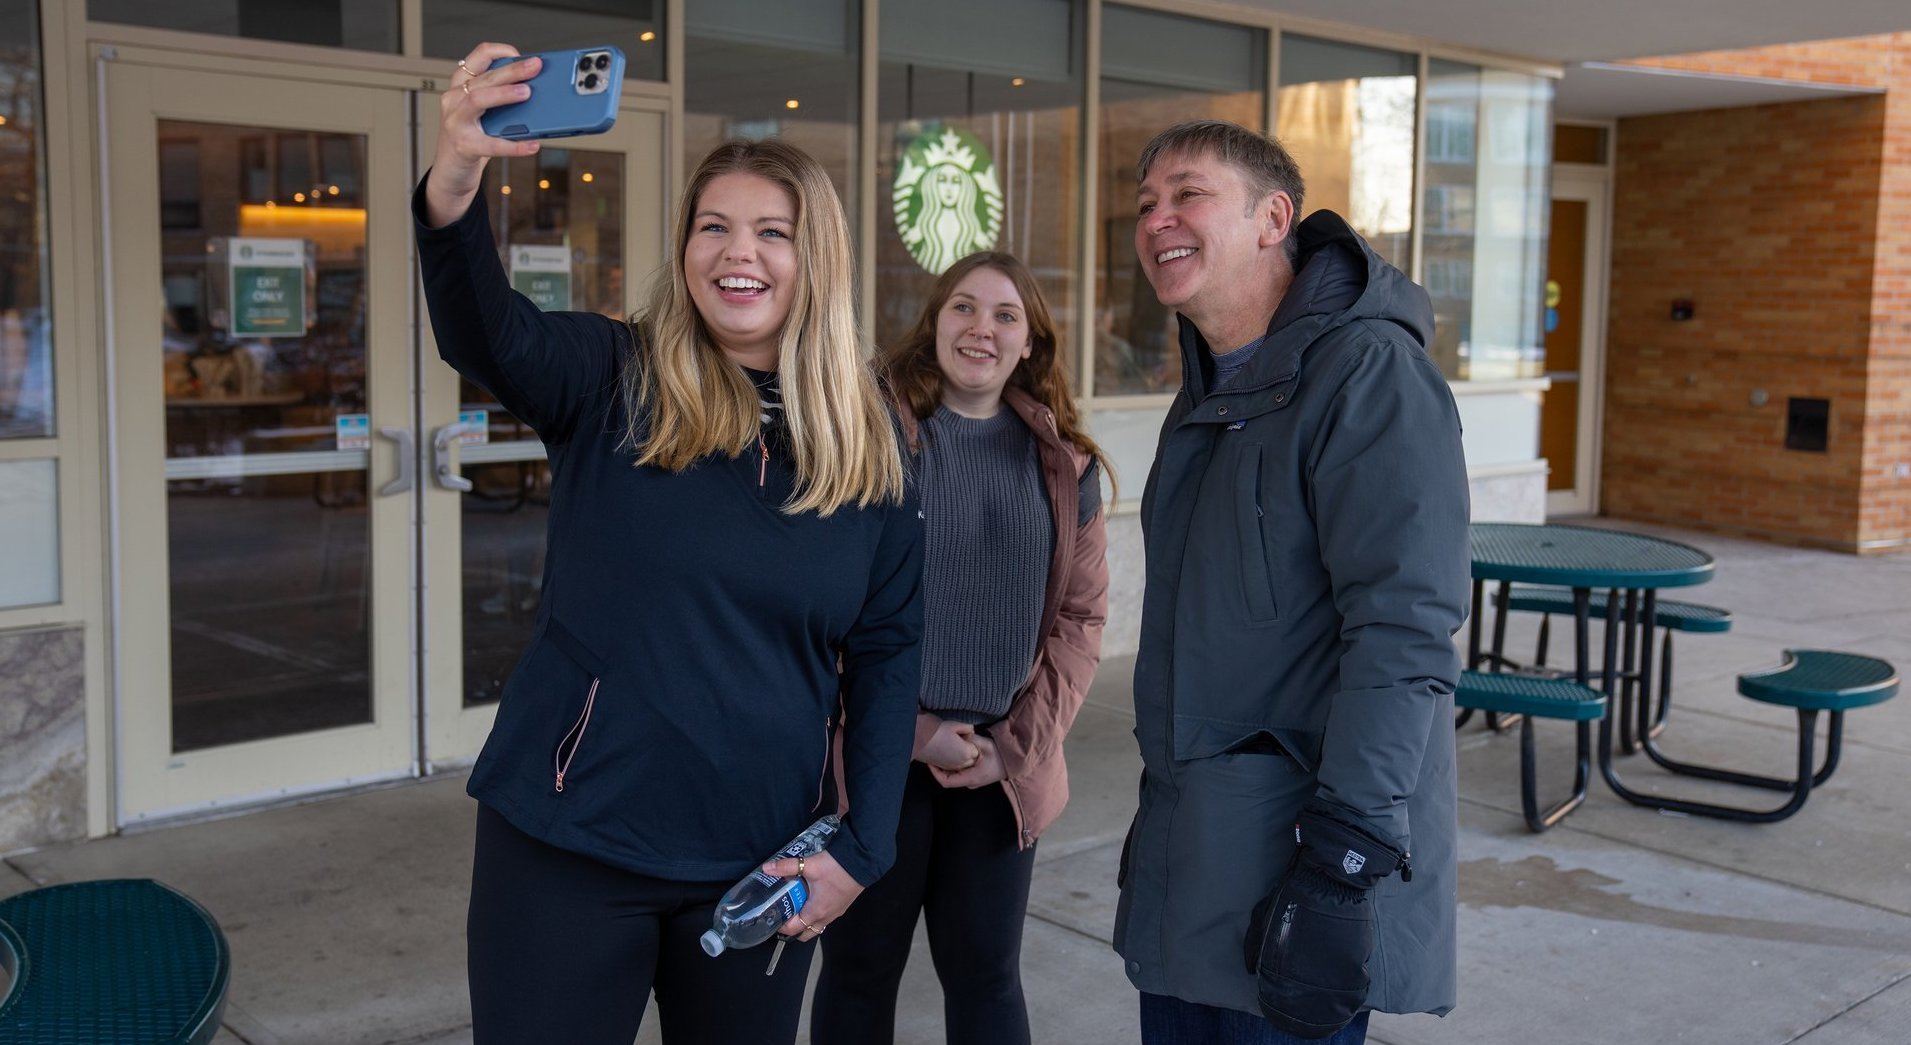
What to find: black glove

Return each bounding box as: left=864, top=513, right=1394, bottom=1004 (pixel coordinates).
left=1244, top=800, right=1411, bottom=1039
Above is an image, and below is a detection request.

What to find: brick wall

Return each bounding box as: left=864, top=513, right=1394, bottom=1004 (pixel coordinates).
left=1603, top=34, right=1911, bottom=551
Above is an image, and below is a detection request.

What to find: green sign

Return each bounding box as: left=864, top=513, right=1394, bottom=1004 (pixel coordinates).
left=892, top=126, right=1004, bottom=275
left=511, top=245, right=573, bottom=311
left=229, top=238, right=308, bottom=338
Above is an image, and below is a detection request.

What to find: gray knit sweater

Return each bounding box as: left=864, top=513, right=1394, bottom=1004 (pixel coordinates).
left=916, top=404, right=1053, bottom=724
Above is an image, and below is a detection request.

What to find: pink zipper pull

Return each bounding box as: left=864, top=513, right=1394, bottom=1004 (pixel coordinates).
left=553, top=678, right=600, bottom=794
left=759, top=435, right=769, bottom=487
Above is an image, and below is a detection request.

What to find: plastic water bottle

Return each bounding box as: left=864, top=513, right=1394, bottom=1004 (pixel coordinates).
left=699, top=815, right=840, bottom=973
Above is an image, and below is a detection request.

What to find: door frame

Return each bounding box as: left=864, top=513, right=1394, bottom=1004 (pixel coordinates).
left=1547, top=160, right=1612, bottom=517
left=101, top=52, right=420, bottom=824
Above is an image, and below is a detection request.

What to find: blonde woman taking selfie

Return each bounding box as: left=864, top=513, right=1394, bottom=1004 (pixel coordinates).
left=416, top=42, right=922, bottom=1045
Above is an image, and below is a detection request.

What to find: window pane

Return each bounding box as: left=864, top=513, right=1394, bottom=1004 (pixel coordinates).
left=1096, top=5, right=1265, bottom=396
left=1277, top=35, right=1416, bottom=270
left=1, top=0, right=54, bottom=438
left=875, top=0, right=1083, bottom=367
left=422, top=0, right=664, bottom=80
left=89, top=0, right=400, bottom=52
left=159, top=120, right=375, bottom=750
left=0, top=459, right=58, bottom=608
left=685, top=0, right=858, bottom=222
left=1423, top=59, right=1551, bottom=381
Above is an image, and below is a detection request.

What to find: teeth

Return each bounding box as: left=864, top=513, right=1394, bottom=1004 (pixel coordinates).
left=958, top=348, right=994, bottom=360
left=718, top=276, right=767, bottom=290
left=1156, top=247, right=1195, bottom=264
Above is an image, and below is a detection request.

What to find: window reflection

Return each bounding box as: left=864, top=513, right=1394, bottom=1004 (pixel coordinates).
left=0, top=0, right=53, bottom=438
left=1422, top=60, right=1550, bottom=381
left=89, top=0, right=400, bottom=52
left=686, top=0, right=859, bottom=217
left=422, top=0, right=664, bottom=81
left=1277, top=35, right=1417, bottom=271
left=875, top=0, right=1082, bottom=360
left=1095, top=5, right=1266, bottom=397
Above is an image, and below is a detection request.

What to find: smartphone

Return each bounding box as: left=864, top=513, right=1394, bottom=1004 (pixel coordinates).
left=479, top=46, right=625, bottom=141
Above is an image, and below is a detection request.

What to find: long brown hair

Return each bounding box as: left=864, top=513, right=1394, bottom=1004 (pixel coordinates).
left=880, top=251, right=1114, bottom=500
left=622, top=139, right=903, bottom=516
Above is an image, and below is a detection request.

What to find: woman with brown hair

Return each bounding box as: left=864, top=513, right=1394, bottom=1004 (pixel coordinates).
left=811, top=252, right=1111, bottom=1045
left=418, top=43, right=921, bottom=1045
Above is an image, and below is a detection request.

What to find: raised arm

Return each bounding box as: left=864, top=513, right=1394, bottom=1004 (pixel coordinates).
left=415, top=43, right=624, bottom=443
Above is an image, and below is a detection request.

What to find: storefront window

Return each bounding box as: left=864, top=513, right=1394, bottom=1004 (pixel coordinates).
left=1095, top=4, right=1265, bottom=397
left=1422, top=59, right=1551, bottom=381
left=423, top=0, right=664, bottom=81
left=1, top=0, right=52, bottom=439
left=1277, top=35, right=1417, bottom=270
left=90, top=0, right=401, bottom=52
left=874, top=0, right=1083, bottom=358
left=685, top=0, right=858, bottom=219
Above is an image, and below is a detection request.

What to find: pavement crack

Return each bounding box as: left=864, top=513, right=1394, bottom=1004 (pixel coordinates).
left=1780, top=967, right=1911, bottom=1043
left=1025, top=907, right=1115, bottom=947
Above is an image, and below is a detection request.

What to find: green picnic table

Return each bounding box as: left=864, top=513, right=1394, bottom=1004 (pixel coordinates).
left=1465, top=523, right=1715, bottom=828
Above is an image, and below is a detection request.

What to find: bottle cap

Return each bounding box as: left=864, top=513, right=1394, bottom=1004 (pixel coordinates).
left=699, top=930, right=725, bottom=957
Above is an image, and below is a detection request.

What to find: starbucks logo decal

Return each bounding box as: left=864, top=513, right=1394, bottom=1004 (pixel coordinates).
left=892, top=127, right=1004, bottom=275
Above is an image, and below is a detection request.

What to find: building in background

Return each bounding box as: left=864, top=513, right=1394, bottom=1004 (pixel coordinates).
left=0, top=0, right=1904, bottom=857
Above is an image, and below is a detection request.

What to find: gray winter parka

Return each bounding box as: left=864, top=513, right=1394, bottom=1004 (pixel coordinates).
left=1113, top=210, right=1471, bottom=1018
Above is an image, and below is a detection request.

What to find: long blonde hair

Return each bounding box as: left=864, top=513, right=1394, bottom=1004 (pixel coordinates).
left=622, top=139, right=903, bottom=516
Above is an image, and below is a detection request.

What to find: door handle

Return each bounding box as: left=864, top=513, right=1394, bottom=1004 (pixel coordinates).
left=376, top=426, right=415, bottom=496
left=432, top=422, right=476, bottom=492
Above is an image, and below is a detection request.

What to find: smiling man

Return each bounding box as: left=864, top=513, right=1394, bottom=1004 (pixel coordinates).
left=1113, top=120, right=1470, bottom=1044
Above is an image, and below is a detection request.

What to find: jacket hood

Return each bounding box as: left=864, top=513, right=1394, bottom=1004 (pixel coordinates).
left=1176, top=209, right=1434, bottom=396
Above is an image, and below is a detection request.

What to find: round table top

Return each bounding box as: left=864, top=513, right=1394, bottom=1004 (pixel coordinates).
left=1469, top=522, right=1715, bottom=589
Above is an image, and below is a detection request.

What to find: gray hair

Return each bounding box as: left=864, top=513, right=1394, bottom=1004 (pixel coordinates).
left=1137, top=120, right=1305, bottom=262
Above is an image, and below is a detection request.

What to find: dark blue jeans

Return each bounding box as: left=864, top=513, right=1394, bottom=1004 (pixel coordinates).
left=1139, top=993, right=1371, bottom=1045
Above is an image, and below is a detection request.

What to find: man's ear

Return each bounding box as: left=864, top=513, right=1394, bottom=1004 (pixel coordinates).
left=1258, top=191, right=1296, bottom=251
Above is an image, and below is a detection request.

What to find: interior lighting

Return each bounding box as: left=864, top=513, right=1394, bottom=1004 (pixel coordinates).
left=1011, top=77, right=1026, bottom=87
left=581, top=171, right=594, bottom=183
left=294, top=192, right=306, bottom=202
left=538, top=178, right=550, bottom=190
left=500, top=184, right=512, bottom=195
left=328, top=185, right=340, bottom=196
left=640, top=31, right=656, bottom=42
left=785, top=99, right=800, bottom=110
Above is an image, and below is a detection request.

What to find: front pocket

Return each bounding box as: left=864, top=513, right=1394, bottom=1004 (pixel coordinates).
left=552, top=676, right=600, bottom=793
left=1233, top=444, right=1280, bottom=623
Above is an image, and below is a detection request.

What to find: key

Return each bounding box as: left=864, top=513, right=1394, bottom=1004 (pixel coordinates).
left=765, top=937, right=786, bottom=976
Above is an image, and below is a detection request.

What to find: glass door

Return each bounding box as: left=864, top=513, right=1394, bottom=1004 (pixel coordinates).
left=106, top=60, right=416, bottom=822
left=415, top=96, right=666, bottom=769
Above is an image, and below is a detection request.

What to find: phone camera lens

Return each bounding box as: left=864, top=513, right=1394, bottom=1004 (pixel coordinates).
left=583, top=72, right=600, bottom=90
left=594, top=54, right=610, bottom=71
left=578, top=56, right=594, bottom=72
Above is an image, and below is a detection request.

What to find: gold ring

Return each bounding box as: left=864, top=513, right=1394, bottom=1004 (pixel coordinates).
left=794, top=914, right=815, bottom=935
left=459, top=81, right=471, bottom=97
left=458, top=59, right=474, bottom=77
left=795, top=856, right=805, bottom=879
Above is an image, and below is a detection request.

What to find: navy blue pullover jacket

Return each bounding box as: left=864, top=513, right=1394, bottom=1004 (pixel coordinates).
left=414, top=181, right=923, bottom=886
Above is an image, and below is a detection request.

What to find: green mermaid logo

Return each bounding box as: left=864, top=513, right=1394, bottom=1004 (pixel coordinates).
left=892, top=127, right=1004, bottom=275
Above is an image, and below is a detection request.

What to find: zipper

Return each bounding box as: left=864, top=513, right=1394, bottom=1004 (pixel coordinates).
left=553, top=677, right=601, bottom=793
left=758, top=433, right=769, bottom=488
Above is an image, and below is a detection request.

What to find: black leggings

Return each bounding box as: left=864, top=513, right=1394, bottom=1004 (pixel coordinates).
left=466, top=803, right=815, bottom=1044
left=811, top=763, right=1039, bottom=1045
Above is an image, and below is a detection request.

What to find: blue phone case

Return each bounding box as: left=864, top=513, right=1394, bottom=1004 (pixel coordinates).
left=479, top=46, right=625, bottom=141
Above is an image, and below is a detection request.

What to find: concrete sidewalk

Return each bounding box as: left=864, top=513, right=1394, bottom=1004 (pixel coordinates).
left=5, top=521, right=1909, bottom=1044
